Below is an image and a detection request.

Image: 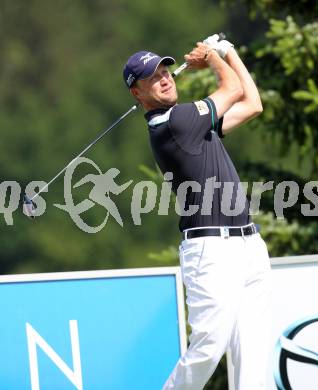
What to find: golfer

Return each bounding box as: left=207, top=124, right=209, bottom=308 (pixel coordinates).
left=123, top=37, right=272, bottom=390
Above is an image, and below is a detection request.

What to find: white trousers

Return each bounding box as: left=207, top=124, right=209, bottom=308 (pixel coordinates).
left=163, top=231, right=272, bottom=390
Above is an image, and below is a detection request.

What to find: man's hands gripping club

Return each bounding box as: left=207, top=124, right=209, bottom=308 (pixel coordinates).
left=184, top=33, right=235, bottom=70
left=184, top=42, right=216, bottom=70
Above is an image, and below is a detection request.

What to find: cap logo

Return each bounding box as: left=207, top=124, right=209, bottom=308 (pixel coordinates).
left=126, top=73, right=135, bottom=87
left=140, top=52, right=158, bottom=65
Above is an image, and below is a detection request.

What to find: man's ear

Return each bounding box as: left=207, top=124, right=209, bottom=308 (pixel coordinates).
left=130, top=85, right=140, bottom=100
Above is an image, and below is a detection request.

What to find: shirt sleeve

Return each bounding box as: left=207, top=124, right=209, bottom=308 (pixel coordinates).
left=168, top=97, right=224, bottom=155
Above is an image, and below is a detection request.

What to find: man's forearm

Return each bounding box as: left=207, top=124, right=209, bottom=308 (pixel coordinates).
left=205, top=49, right=243, bottom=118
left=224, top=48, right=262, bottom=111
left=206, top=49, right=241, bottom=93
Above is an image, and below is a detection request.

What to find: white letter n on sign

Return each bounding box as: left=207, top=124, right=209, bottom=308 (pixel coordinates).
left=26, top=320, right=83, bottom=390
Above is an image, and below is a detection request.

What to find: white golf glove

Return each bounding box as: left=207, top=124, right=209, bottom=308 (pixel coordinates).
left=215, top=40, right=234, bottom=58
left=203, top=35, right=234, bottom=59
left=203, top=34, right=220, bottom=50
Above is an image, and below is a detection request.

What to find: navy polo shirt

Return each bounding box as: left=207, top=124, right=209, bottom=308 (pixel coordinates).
left=145, top=97, right=250, bottom=232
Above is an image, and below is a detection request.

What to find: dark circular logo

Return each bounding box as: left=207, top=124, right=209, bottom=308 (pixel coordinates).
left=274, top=316, right=318, bottom=390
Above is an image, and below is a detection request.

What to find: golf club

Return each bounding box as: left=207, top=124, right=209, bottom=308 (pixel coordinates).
left=23, top=33, right=226, bottom=218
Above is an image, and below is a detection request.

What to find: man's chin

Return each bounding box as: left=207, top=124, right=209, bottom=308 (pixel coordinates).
left=161, top=95, right=178, bottom=107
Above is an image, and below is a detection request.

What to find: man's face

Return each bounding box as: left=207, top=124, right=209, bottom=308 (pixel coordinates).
left=131, top=64, right=178, bottom=111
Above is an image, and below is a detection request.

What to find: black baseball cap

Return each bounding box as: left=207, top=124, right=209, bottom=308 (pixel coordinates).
left=123, top=51, right=175, bottom=88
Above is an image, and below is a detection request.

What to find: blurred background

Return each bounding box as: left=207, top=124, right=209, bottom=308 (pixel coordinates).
left=0, top=0, right=317, bottom=387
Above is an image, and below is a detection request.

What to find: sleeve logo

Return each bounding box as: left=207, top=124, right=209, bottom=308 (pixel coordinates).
left=194, top=100, right=209, bottom=116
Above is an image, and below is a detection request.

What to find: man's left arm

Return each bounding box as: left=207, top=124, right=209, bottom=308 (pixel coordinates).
left=221, top=47, right=263, bottom=134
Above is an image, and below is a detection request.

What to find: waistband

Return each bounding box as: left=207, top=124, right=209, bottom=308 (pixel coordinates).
left=182, top=223, right=259, bottom=240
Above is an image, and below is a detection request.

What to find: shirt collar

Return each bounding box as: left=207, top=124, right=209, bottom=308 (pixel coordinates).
left=144, top=105, right=175, bottom=122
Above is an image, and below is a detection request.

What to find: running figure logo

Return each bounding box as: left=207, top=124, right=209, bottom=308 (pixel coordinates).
left=55, top=157, right=133, bottom=233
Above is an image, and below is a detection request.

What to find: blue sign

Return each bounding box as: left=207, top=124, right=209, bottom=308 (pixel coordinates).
left=0, top=268, right=186, bottom=389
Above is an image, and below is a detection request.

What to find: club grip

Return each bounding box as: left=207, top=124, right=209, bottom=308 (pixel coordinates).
left=172, top=62, right=188, bottom=78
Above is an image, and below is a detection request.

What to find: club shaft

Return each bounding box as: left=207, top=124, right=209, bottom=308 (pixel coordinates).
left=31, top=103, right=139, bottom=201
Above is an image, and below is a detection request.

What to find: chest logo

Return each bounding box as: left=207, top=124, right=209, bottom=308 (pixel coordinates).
left=194, top=100, right=209, bottom=116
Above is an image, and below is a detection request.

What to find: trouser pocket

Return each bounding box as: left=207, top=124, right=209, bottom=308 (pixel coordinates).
left=180, top=238, right=205, bottom=288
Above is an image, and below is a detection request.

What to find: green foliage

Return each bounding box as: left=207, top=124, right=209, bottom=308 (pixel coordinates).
left=258, top=17, right=317, bottom=75
left=222, top=0, right=318, bottom=21
left=255, top=16, right=318, bottom=166
left=138, top=164, right=163, bottom=183
left=253, top=211, right=318, bottom=257
left=148, top=246, right=179, bottom=265
left=177, top=67, right=218, bottom=102
left=293, top=79, right=318, bottom=114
